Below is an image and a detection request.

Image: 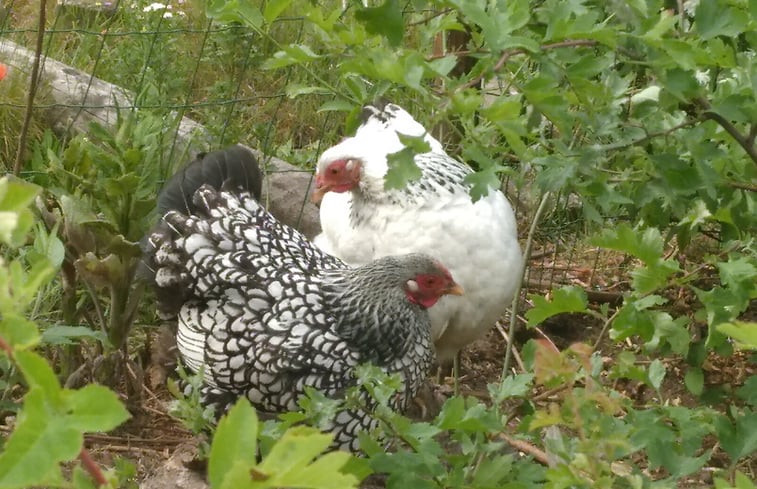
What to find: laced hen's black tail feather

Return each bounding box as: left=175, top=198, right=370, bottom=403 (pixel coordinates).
left=157, top=144, right=263, bottom=216
left=139, top=145, right=263, bottom=310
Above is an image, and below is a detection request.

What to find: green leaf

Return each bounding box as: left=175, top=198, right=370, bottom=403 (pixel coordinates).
left=285, top=84, right=331, bottom=98
left=717, top=321, right=757, bottom=350
left=208, top=399, right=259, bottom=489
left=0, top=389, right=81, bottom=488
left=263, top=44, right=322, bottom=69
left=206, top=0, right=263, bottom=29
left=318, top=100, right=354, bottom=113
left=525, top=286, right=588, bottom=326
left=263, top=0, right=292, bottom=23
left=695, top=0, right=748, bottom=40
left=715, top=410, right=757, bottom=461
left=355, top=0, right=403, bottom=47
left=647, top=359, right=666, bottom=390
left=487, top=373, right=534, bottom=403
left=255, top=426, right=358, bottom=488
left=0, top=315, right=40, bottom=350
left=737, top=376, right=757, bottom=406
left=642, top=10, right=677, bottom=40
left=40, top=326, right=108, bottom=346
left=65, top=384, right=130, bottom=432
left=14, top=351, right=61, bottom=397
left=593, top=224, right=663, bottom=265
left=684, top=367, right=704, bottom=396
left=384, top=143, right=423, bottom=191
left=718, top=258, right=757, bottom=291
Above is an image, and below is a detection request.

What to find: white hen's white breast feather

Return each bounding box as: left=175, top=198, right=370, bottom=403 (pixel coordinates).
left=314, top=103, right=523, bottom=360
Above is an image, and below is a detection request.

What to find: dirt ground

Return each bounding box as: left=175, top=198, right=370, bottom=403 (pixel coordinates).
left=73, top=242, right=757, bottom=487
left=75, top=300, right=755, bottom=488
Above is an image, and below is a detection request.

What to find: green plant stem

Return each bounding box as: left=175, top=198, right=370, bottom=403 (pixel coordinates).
left=502, top=191, right=551, bottom=379
left=591, top=308, right=621, bottom=352
left=84, top=280, right=108, bottom=339
left=13, top=0, right=46, bottom=175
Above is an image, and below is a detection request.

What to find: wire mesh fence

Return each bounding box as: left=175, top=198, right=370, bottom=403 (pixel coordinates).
left=0, top=0, right=620, bottom=320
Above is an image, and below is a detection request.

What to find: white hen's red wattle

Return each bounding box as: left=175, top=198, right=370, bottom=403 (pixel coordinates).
left=314, top=103, right=523, bottom=361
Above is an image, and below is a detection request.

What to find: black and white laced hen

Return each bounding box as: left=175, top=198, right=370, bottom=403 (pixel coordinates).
left=313, top=102, right=523, bottom=362
left=142, top=145, right=463, bottom=451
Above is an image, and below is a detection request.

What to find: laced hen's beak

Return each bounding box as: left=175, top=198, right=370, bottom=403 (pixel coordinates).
left=445, top=283, right=464, bottom=296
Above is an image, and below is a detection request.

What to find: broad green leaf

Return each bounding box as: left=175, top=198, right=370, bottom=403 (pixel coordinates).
left=717, top=321, right=757, bottom=350
left=0, top=389, right=81, bottom=488
left=737, top=376, right=757, bottom=406
left=0, top=315, right=40, bottom=350
left=0, top=178, right=39, bottom=213
left=263, top=44, right=322, bottom=69
left=630, top=260, right=680, bottom=295
left=318, top=100, right=354, bottom=113
left=65, top=384, right=130, bottom=432
left=285, top=84, right=331, bottom=98
left=208, top=399, right=259, bottom=489
left=14, top=351, right=61, bottom=398
left=642, top=10, right=677, bottom=40
left=256, top=426, right=358, bottom=488
left=684, top=367, right=704, bottom=396
left=525, top=286, right=588, bottom=326
left=593, top=224, right=664, bottom=265
left=696, top=0, right=748, bottom=39
left=718, top=258, right=757, bottom=291
left=436, top=395, right=465, bottom=429
left=487, top=373, right=534, bottom=403
left=40, top=325, right=108, bottom=346
left=206, top=0, right=263, bottom=29
left=0, top=211, right=20, bottom=245
left=263, top=0, right=292, bottom=23
left=355, top=0, right=403, bottom=47
left=647, top=359, right=666, bottom=390
left=385, top=147, right=422, bottom=191
left=715, top=411, right=757, bottom=461
left=464, top=168, right=501, bottom=202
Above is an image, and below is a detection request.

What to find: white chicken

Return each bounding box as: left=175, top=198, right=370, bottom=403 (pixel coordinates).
left=312, top=102, right=523, bottom=363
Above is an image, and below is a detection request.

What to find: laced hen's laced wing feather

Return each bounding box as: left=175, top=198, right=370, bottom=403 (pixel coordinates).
left=143, top=149, right=437, bottom=451
left=315, top=102, right=524, bottom=361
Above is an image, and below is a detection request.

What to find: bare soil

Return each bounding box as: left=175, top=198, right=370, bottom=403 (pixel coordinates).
left=79, top=248, right=756, bottom=488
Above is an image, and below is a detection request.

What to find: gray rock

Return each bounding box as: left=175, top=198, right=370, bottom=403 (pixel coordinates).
left=247, top=148, right=322, bottom=239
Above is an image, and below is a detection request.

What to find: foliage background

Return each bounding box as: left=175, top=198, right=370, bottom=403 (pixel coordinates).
left=0, top=0, right=755, bottom=487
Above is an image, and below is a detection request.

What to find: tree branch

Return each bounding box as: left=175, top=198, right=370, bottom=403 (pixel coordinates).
left=408, top=8, right=454, bottom=26
left=696, top=98, right=757, bottom=167
left=728, top=180, right=757, bottom=192
left=598, top=119, right=699, bottom=152
left=457, top=39, right=598, bottom=90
